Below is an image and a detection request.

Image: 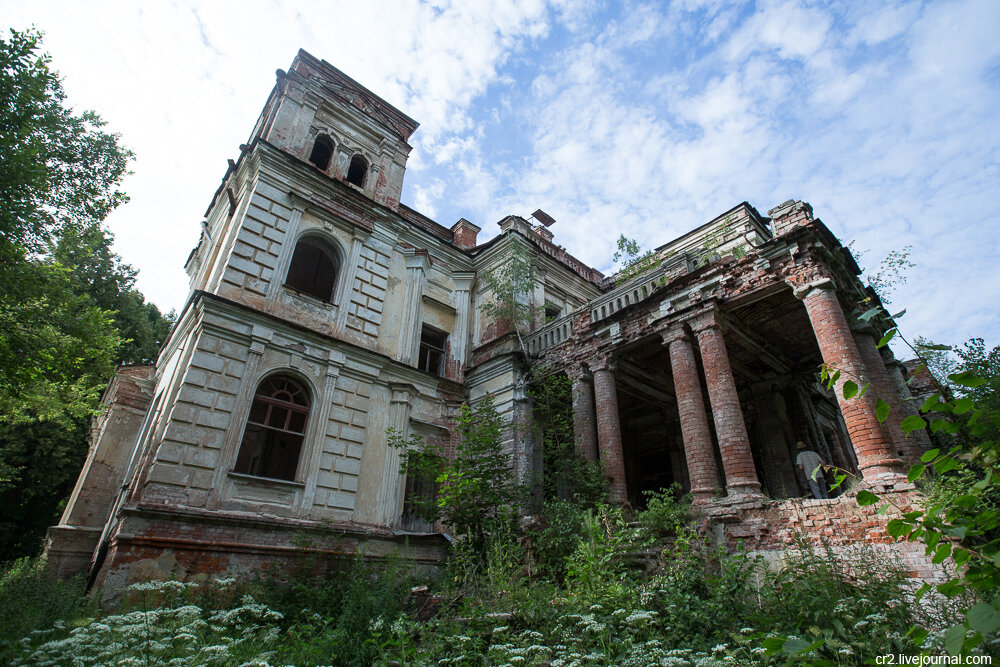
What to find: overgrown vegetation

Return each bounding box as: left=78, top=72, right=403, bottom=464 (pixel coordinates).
left=0, top=28, right=173, bottom=560
left=814, top=300, right=1000, bottom=658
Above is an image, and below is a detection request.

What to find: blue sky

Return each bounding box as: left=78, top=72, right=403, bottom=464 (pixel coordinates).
left=6, top=0, right=1000, bottom=352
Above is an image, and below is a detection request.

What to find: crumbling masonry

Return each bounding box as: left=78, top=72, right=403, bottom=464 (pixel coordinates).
left=44, top=50, right=944, bottom=595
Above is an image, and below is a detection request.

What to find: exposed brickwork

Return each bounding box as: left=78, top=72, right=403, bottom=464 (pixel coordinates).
left=592, top=362, right=628, bottom=504
left=706, top=490, right=949, bottom=585
left=450, top=218, right=481, bottom=250
left=853, top=328, right=923, bottom=465
left=664, top=329, right=721, bottom=502
left=692, top=316, right=762, bottom=496
left=571, top=368, right=599, bottom=462
left=799, top=284, right=903, bottom=482
left=94, top=505, right=447, bottom=603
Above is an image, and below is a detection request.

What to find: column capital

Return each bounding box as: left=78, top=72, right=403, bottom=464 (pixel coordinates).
left=789, top=277, right=836, bottom=301
left=570, top=362, right=593, bottom=382
left=590, top=355, right=616, bottom=374
left=402, top=248, right=431, bottom=273
left=452, top=271, right=476, bottom=292
left=325, top=350, right=346, bottom=377
left=660, top=324, right=691, bottom=347
left=287, top=190, right=311, bottom=213
left=389, top=382, right=417, bottom=406
left=687, top=307, right=722, bottom=335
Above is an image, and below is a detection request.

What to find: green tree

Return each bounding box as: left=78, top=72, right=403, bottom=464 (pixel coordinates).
left=0, top=29, right=170, bottom=560
left=391, top=395, right=520, bottom=556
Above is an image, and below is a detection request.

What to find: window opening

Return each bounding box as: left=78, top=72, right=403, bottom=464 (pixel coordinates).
left=346, top=154, right=367, bottom=187
left=418, top=325, right=448, bottom=376
left=285, top=238, right=339, bottom=303
left=544, top=303, right=561, bottom=322
left=234, top=376, right=310, bottom=481
left=308, top=135, right=334, bottom=170
left=400, top=451, right=438, bottom=532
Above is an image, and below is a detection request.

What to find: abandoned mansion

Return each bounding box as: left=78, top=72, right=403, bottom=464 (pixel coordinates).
left=45, top=50, right=942, bottom=592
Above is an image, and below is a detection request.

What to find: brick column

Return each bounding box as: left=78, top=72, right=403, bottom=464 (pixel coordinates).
left=794, top=279, right=903, bottom=481
left=664, top=328, right=721, bottom=503
left=592, top=358, right=628, bottom=505
left=881, top=348, right=934, bottom=454
left=691, top=314, right=762, bottom=496
left=571, top=365, right=599, bottom=462
left=852, top=325, right=923, bottom=465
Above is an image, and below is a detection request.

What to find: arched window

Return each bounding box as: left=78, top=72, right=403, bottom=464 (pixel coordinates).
left=308, top=135, right=334, bottom=170
left=346, top=154, right=367, bottom=187
left=284, top=237, right=340, bottom=303
left=234, top=375, right=310, bottom=481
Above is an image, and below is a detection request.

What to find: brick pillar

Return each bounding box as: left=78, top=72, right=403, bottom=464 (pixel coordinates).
left=664, top=328, right=721, bottom=503
left=881, top=348, right=934, bottom=454
left=852, top=325, right=923, bottom=465
left=571, top=365, right=599, bottom=462
left=691, top=315, right=762, bottom=496
left=794, top=279, right=903, bottom=482
left=592, top=358, right=628, bottom=505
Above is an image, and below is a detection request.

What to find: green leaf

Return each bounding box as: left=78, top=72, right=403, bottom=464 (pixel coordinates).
left=948, top=371, right=987, bottom=388
left=934, top=456, right=960, bottom=474
left=891, top=309, right=907, bottom=319
left=930, top=418, right=950, bottom=434
left=886, top=519, right=909, bottom=538
left=944, top=623, right=966, bottom=656
left=920, top=393, right=941, bottom=413
left=920, top=448, right=940, bottom=463
left=761, top=637, right=786, bottom=653
left=858, top=307, right=883, bottom=322
left=876, top=328, right=897, bottom=348
left=907, top=464, right=925, bottom=482
left=829, top=474, right=847, bottom=491
left=856, top=490, right=880, bottom=506
left=781, top=637, right=817, bottom=655
left=968, top=603, right=1000, bottom=635
left=900, top=415, right=928, bottom=435
left=937, top=579, right=966, bottom=598
left=810, top=464, right=822, bottom=481
left=954, top=495, right=977, bottom=508
left=953, top=549, right=971, bottom=567
left=917, top=342, right=953, bottom=351
left=876, top=398, right=890, bottom=422
left=932, top=543, right=953, bottom=564
left=842, top=380, right=858, bottom=399
left=953, top=397, right=974, bottom=415
left=945, top=525, right=968, bottom=539
left=908, top=625, right=929, bottom=645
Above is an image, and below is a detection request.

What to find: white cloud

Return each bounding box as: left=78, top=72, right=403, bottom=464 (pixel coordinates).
left=3, top=0, right=997, bottom=350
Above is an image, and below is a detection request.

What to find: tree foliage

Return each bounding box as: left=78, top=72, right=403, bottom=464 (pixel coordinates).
left=0, top=29, right=172, bottom=560
left=390, top=395, right=520, bottom=556
left=817, top=306, right=1000, bottom=657
left=478, top=238, right=538, bottom=343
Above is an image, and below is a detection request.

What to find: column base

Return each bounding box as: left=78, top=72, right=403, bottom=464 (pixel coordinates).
left=860, top=460, right=906, bottom=480
left=725, top=481, right=763, bottom=497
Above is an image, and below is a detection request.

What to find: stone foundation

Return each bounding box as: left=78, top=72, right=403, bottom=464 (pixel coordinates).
left=92, top=503, right=449, bottom=603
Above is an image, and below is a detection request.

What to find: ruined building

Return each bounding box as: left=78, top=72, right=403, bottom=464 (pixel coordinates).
left=45, top=50, right=941, bottom=592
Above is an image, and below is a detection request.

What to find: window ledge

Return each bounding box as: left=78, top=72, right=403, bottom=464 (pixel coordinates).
left=228, top=471, right=305, bottom=489
left=281, top=284, right=339, bottom=309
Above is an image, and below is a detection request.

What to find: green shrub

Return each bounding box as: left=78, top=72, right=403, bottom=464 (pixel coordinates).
left=637, top=483, right=692, bottom=538
left=0, top=558, right=91, bottom=664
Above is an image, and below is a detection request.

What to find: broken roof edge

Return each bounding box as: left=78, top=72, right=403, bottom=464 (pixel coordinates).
left=291, top=49, right=419, bottom=141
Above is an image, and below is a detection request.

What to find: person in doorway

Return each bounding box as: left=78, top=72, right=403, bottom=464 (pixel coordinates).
left=795, top=441, right=828, bottom=499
